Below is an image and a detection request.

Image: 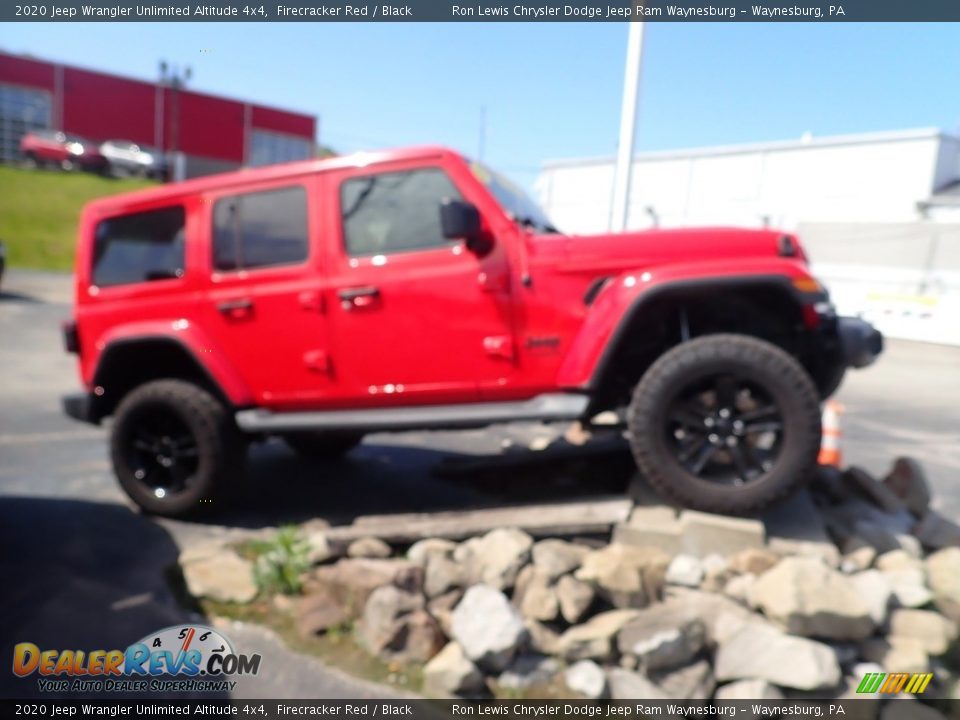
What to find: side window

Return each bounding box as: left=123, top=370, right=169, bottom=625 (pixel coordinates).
left=212, top=186, right=308, bottom=271
left=341, top=168, right=462, bottom=256
left=92, top=206, right=185, bottom=287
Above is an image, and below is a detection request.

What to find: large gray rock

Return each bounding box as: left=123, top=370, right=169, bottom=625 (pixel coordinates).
left=927, top=547, right=960, bottom=622
left=556, top=609, right=640, bottom=661
left=450, top=584, right=526, bottom=672
left=531, top=539, right=589, bottom=580
left=715, top=622, right=842, bottom=690
left=714, top=679, right=784, bottom=700
left=496, top=654, right=560, bottom=690
left=651, top=659, right=715, bottom=701
left=423, top=642, right=484, bottom=697
left=849, top=570, right=894, bottom=625
left=887, top=608, right=958, bottom=656
left=359, top=585, right=443, bottom=662
left=882, top=457, right=931, bottom=517
left=679, top=510, right=765, bottom=558
left=565, top=660, right=608, bottom=699
left=575, top=543, right=670, bottom=608
left=617, top=603, right=706, bottom=671
left=181, top=547, right=257, bottom=604
left=606, top=668, right=670, bottom=700
left=460, top=528, right=533, bottom=590
left=556, top=575, right=595, bottom=624
left=749, top=557, right=874, bottom=639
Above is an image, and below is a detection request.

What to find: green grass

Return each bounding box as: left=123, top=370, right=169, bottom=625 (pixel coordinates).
left=0, top=165, right=157, bottom=270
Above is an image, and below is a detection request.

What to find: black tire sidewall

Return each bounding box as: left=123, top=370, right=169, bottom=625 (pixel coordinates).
left=111, top=380, right=236, bottom=516
left=628, top=335, right=822, bottom=515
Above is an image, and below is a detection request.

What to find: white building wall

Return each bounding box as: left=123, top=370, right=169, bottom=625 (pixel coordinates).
left=537, top=129, right=948, bottom=235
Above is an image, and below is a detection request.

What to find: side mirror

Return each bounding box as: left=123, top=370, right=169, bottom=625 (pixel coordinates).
left=440, top=199, right=481, bottom=241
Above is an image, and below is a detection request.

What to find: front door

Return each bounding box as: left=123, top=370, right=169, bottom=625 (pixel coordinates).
left=322, top=164, right=515, bottom=406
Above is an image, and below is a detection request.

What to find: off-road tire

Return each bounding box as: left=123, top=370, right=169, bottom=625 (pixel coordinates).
left=626, top=334, right=822, bottom=515
left=111, top=379, right=245, bottom=517
left=282, top=431, right=363, bottom=459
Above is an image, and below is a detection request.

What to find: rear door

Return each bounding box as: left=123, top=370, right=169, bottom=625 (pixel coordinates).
left=200, top=176, right=333, bottom=409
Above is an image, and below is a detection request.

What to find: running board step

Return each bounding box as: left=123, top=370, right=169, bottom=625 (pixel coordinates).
left=235, top=393, right=590, bottom=433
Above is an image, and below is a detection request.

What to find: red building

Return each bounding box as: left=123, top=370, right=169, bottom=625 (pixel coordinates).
left=0, top=51, right=317, bottom=178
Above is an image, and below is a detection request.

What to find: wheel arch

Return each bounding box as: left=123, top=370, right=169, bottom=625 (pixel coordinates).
left=568, top=274, right=828, bottom=414
left=89, top=336, right=240, bottom=422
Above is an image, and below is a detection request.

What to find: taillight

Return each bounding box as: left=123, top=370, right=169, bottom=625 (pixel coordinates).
left=63, top=321, right=79, bottom=354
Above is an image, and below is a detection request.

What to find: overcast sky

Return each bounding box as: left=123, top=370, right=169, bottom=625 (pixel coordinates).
left=8, top=22, right=960, bottom=187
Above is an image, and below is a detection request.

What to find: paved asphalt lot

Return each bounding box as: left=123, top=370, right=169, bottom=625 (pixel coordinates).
left=2, top=269, right=959, bottom=699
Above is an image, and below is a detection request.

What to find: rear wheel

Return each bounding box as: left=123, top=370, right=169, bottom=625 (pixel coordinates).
left=282, top=431, right=363, bottom=459
left=111, top=379, right=245, bottom=517
left=626, top=334, right=822, bottom=515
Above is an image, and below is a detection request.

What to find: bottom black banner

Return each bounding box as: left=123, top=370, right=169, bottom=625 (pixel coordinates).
left=3, top=699, right=958, bottom=720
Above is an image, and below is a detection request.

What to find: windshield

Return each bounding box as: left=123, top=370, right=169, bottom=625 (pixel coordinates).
left=470, top=162, right=560, bottom=234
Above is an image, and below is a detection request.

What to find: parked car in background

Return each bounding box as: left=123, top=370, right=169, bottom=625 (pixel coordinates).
left=19, top=130, right=107, bottom=173
left=100, top=139, right=167, bottom=179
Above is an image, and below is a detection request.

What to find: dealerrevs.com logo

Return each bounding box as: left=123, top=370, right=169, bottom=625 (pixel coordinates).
left=13, top=625, right=261, bottom=693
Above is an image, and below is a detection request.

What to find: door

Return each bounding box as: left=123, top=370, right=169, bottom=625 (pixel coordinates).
left=323, top=164, right=515, bottom=406
left=201, top=179, right=333, bottom=409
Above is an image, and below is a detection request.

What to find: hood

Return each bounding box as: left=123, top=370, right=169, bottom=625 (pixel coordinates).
left=546, top=227, right=805, bottom=276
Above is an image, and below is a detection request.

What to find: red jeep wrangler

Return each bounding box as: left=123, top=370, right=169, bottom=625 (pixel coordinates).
left=62, top=147, right=882, bottom=517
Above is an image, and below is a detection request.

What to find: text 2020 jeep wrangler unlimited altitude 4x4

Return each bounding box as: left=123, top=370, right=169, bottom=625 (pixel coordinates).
left=62, top=147, right=882, bottom=518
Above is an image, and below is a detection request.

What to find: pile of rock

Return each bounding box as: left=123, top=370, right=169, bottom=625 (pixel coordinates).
left=180, top=457, right=960, bottom=717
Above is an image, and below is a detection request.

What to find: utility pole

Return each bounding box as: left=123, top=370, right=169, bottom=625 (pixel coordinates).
left=610, top=22, right=646, bottom=232
left=159, top=61, right=192, bottom=181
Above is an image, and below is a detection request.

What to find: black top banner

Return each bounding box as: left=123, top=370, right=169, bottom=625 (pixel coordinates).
left=6, top=0, right=960, bottom=22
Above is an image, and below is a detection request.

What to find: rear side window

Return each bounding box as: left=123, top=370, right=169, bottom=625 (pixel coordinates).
left=341, top=168, right=462, bottom=256
left=92, top=206, right=185, bottom=287
left=212, top=186, right=308, bottom=271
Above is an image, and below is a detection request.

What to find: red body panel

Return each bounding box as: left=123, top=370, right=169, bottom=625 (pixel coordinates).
left=72, top=147, right=821, bottom=412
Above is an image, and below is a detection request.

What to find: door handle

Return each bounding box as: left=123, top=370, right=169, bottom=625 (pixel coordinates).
left=216, top=298, right=253, bottom=316
left=338, top=286, right=380, bottom=310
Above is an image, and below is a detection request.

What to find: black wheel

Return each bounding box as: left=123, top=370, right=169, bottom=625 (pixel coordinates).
left=626, top=334, right=822, bottom=515
left=282, top=431, right=363, bottom=459
left=110, top=379, right=245, bottom=517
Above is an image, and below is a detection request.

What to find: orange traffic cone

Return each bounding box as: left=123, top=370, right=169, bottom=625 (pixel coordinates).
left=818, top=400, right=844, bottom=467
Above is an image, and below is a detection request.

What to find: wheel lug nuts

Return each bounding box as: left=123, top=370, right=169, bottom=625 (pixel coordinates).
left=719, top=408, right=731, bottom=419
left=704, top=418, right=714, bottom=427
left=733, top=420, right=744, bottom=434
left=726, top=436, right=738, bottom=447
left=708, top=433, right=720, bottom=445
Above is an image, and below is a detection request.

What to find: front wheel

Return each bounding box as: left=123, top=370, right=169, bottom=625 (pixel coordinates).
left=626, top=334, right=822, bottom=515
left=111, top=379, right=245, bottom=517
